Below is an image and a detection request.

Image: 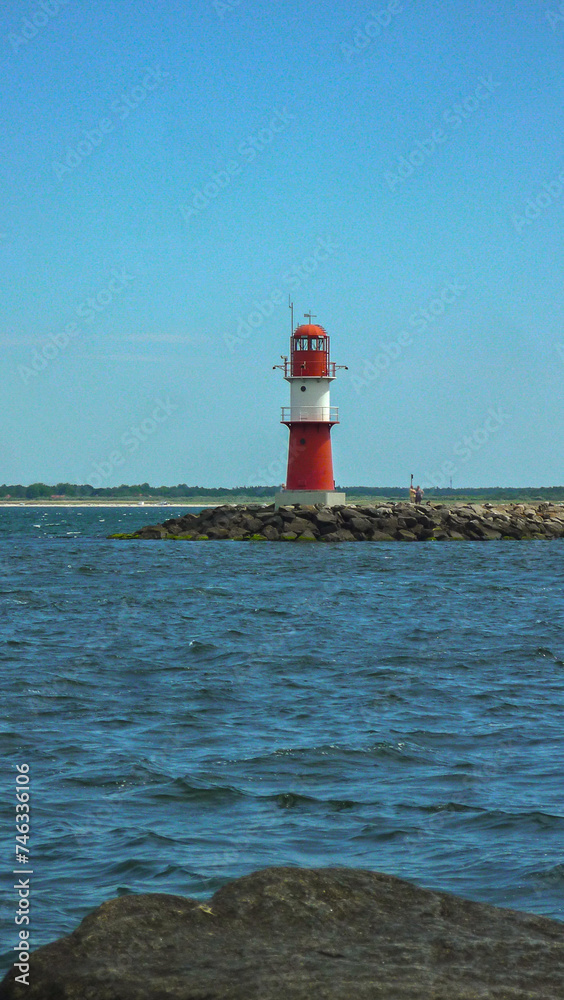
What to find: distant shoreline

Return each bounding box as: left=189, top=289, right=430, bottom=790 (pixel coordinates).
left=2, top=497, right=564, bottom=510
left=0, top=501, right=216, bottom=508
left=3, top=487, right=564, bottom=506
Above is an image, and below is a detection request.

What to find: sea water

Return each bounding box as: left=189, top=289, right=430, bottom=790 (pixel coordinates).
left=1, top=506, right=564, bottom=972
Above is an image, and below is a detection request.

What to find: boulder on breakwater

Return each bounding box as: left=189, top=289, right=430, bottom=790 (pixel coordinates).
left=109, top=500, right=564, bottom=541
left=1, top=866, right=563, bottom=999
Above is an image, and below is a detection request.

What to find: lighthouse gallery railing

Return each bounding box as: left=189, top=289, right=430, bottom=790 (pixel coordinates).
left=281, top=406, right=339, bottom=423
left=273, top=360, right=339, bottom=378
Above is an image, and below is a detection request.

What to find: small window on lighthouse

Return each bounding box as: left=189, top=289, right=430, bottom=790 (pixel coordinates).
left=300, top=385, right=306, bottom=392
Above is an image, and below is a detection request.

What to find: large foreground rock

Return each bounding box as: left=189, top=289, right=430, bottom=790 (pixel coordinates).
left=2, top=866, right=563, bottom=998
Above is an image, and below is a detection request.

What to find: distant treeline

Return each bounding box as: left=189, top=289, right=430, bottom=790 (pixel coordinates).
left=0, top=483, right=277, bottom=499
left=2, top=483, right=564, bottom=501
left=341, top=486, right=564, bottom=501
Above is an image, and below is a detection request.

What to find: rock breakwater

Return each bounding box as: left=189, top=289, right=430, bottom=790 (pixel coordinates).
left=1, top=866, right=563, bottom=999
left=110, top=501, right=564, bottom=541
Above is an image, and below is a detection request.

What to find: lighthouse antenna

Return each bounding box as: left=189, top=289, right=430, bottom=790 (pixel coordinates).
left=304, top=310, right=317, bottom=324
left=288, top=296, right=294, bottom=336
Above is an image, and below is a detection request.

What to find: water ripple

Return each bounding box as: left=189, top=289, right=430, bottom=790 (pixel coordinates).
left=1, top=506, right=564, bottom=975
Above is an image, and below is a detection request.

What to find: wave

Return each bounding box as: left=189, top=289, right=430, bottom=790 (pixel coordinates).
left=528, top=864, right=564, bottom=884
left=535, top=646, right=564, bottom=666
left=466, top=808, right=564, bottom=831
left=153, top=778, right=246, bottom=805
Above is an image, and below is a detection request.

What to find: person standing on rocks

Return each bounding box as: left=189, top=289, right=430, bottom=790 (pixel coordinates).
left=409, top=483, right=416, bottom=503
left=415, top=485, right=423, bottom=504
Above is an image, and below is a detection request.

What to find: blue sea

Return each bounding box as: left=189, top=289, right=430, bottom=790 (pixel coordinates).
left=2, top=505, right=564, bottom=973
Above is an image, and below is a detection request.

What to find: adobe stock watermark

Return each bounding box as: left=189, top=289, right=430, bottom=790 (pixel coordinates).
left=8, top=0, right=70, bottom=54
left=422, top=406, right=511, bottom=489
left=511, top=169, right=564, bottom=234
left=86, top=396, right=178, bottom=488
left=385, top=75, right=501, bottom=192
left=224, top=236, right=340, bottom=353
left=247, top=431, right=315, bottom=489
left=340, top=0, right=405, bottom=62
left=248, top=446, right=287, bottom=490
left=546, top=1, right=564, bottom=30
left=52, top=67, right=169, bottom=180
left=210, top=0, right=241, bottom=17
left=180, top=106, right=294, bottom=223
left=18, top=266, right=136, bottom=384
left=351, top=280, right=466, bottom=393
left=68, top=798, right=118, bottom=847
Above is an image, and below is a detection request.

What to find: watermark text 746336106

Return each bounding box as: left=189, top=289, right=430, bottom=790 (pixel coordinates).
left=13, top=763, right=32, bottom=986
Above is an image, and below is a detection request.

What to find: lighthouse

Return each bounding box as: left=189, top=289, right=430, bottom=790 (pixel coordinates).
left=274, top=312, right=347, bottom=510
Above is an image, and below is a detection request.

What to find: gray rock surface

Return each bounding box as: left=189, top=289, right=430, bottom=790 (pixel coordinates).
left=109, top=502, right=564, bottom=542
left=2, top=866, right=563, bottom=999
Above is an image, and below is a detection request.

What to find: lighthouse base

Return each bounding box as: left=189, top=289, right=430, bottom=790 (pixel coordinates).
left=274, top=490, right=346, bottom=511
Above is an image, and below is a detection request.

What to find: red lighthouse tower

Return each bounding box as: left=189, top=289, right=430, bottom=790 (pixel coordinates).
left=274, top=312, right=347, bottom=509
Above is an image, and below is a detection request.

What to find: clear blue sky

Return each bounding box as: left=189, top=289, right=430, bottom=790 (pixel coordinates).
left=1, top=0, right=563, bottom=488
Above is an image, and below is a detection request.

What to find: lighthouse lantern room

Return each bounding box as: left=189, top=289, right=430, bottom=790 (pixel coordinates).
left=274, top=313, right=347, bottom=510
